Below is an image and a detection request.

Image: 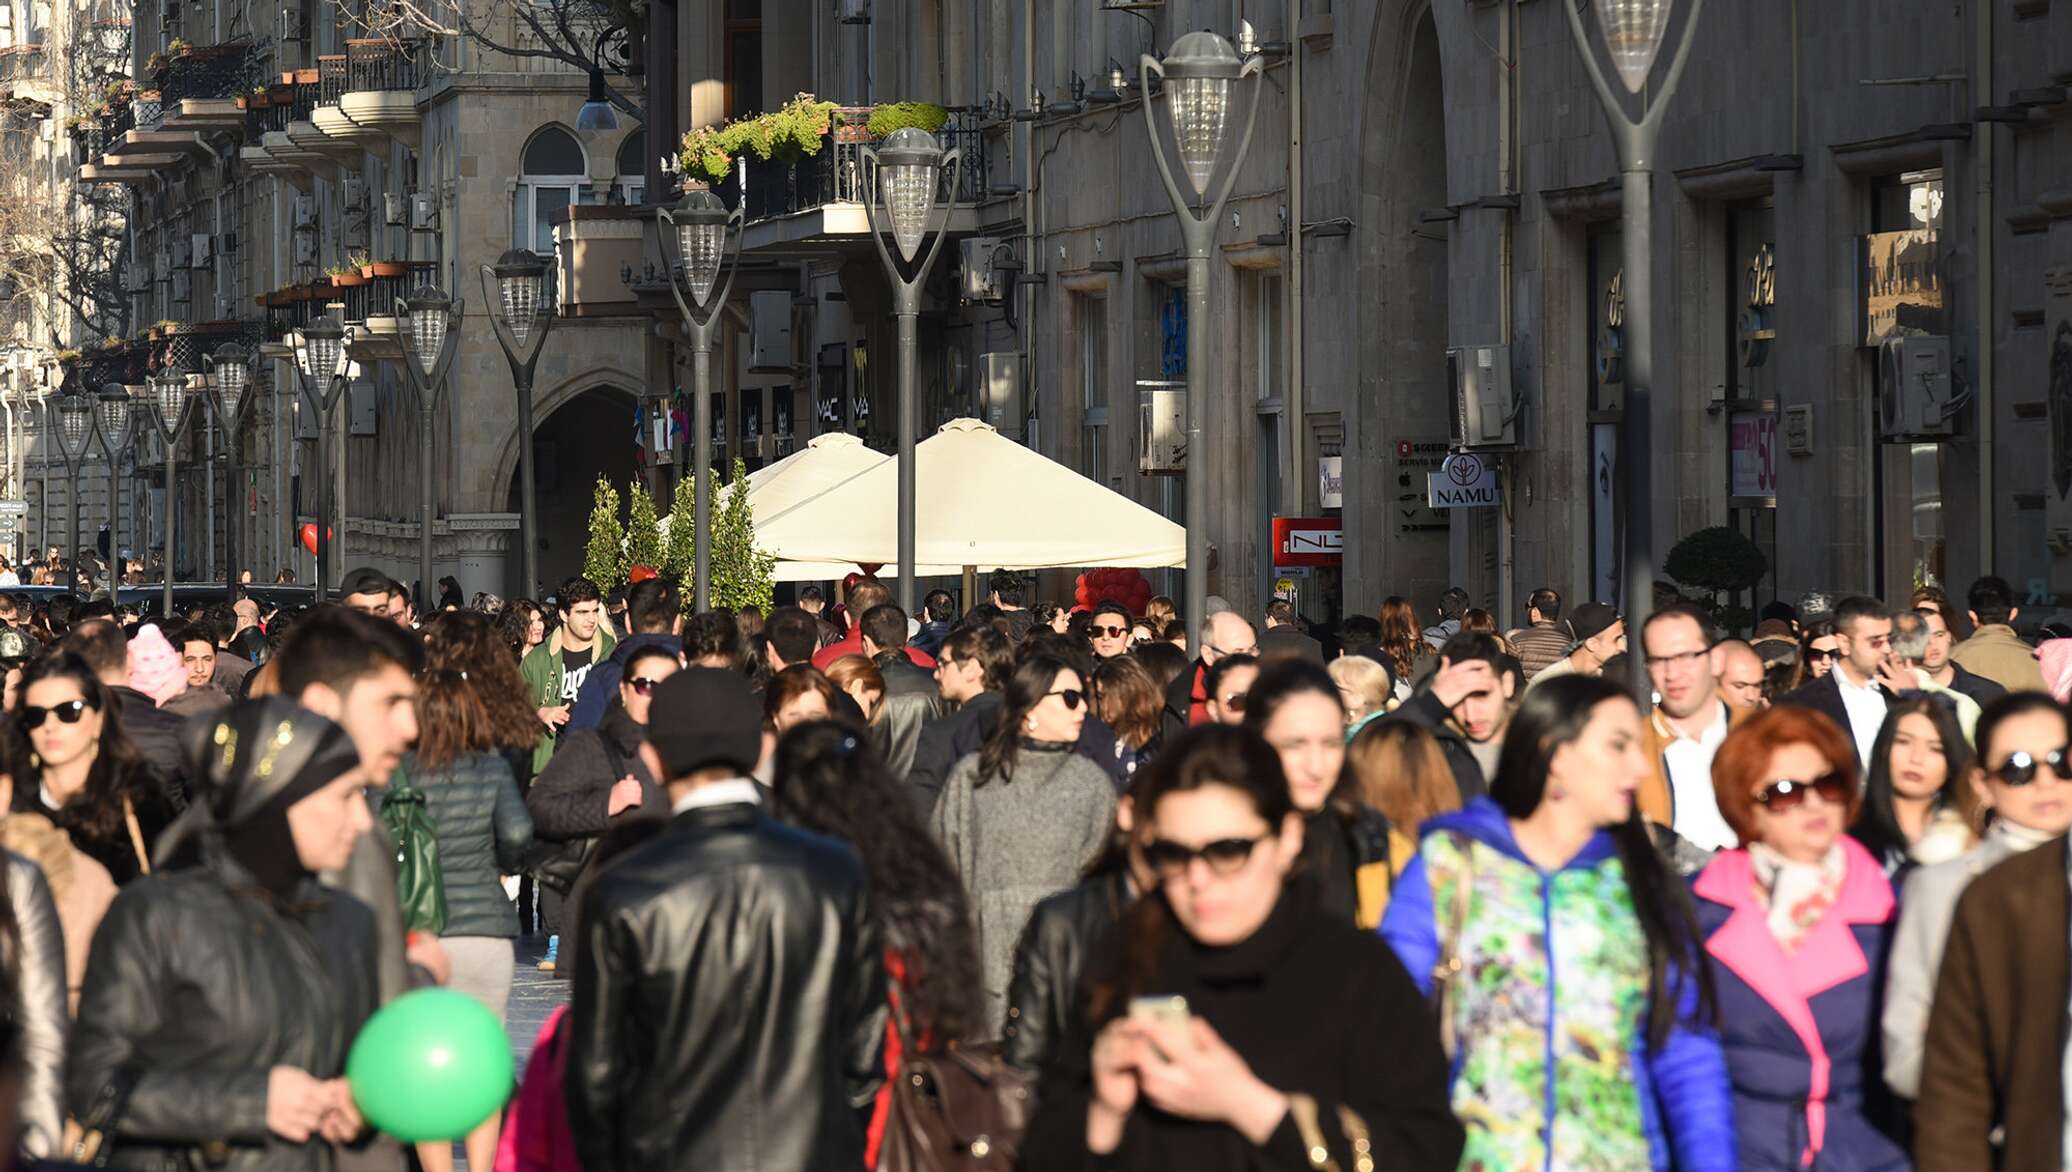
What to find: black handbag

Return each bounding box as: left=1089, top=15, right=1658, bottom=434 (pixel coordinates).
left=528, top=735, right=627, bottom=896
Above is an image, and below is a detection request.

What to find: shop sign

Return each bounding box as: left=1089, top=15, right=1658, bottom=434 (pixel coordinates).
left=1730, top=411, right=1778, bottom=499
left=1272, top=516, right=1343, bottom=567
left=1393, top=439, right=1450, bottom=532
left=1427, top=453, right=1500, bottom=509
left=1318, top=457, right=1343, bottom=509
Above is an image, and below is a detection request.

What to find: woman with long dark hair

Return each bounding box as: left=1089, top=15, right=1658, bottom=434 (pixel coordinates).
left=1378, top=596, right=1432, bottom=701
left=1091, top=655, right=1163, bottom=781
left=1022, top=725, right=1463, bottom=1170
left=4, top=653, right=174, bottom=886
left=1848, top=694, right=1976, bottom=881
left=933, top=652, right=1117, bottom=1030
left=771, top=721, right=982, bottom=1166
left=496, top=599, right=548, bottom=662
left=1793, top=620, right=1842, bottom=689
left=1380, top=673, right=1734, bottom=1170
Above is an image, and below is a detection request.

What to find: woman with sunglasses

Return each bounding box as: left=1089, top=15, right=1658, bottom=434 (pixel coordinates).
left=1022, top=724, right=1463, bottom=1171
left=3, top=652, right=173, bottom=888
left=1242, top=659, right=1394, bottom=928
left=1689, top=705, right=1906, bottom=1170
left=1848, top=694, right=1977, bottom=884
left=1380, top=673, right=1733, bottom=1171
left=933, top=652, right=1117, bottom=1031
left=1792, top=621, right=1842, bottom=689
left=1881, top=692, right=2072, bottom=1105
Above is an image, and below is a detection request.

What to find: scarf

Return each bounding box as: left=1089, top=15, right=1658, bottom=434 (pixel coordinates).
left=1748, top=840, right=1847, bottom=953
left=1987, top=814, right=2061, bottom=853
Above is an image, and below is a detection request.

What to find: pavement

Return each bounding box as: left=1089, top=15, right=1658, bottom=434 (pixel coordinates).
left=507, top=934, right=569, bottom=1068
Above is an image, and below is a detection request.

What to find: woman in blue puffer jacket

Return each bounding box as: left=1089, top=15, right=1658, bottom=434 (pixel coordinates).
left=1381, top=672, right=1736, bottom=1171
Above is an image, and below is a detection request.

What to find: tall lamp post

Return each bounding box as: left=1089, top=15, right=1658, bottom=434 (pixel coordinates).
left=1563, top=0, right=1705, bottom=697
left=145, top=366, right=195, bottom=616
left=483, top=251, right=555, bottom=600
left=202, top=344, right=253, bottom=604
left=93, top=384, right=133, bottom=600
left=657, top=189, right=743, bottom=612
left=1141, top=32, right=1264, bottom=657
left=392, top=286, right=465, bottom=609
left=48, top=389, right=92, bottom=593
left=291, top=316, right=352, bottom=602
left=861, top=128, right=961, bottom=614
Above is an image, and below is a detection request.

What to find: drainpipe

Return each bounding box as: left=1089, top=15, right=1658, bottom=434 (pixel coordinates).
left=1495, top=0, right=1518, bottom=629
left=1974, top=0, right=1995, bottom=577
left=1285, top=0, right=1304, bottom=546
left=1021, top=0, right=1036, bottom=444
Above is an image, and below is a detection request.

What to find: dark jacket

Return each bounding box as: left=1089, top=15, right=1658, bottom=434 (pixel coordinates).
left=1942, top=662, right=2006, bottom=708
left=6, top=851, right=68, bottom=1159
left=566, top=801, right=888, bottom=1172
left=113, top=685, right=192, bottom=805
left=910, top=620, right=951, bottom=659
left=12, top=763, right=179, bottom=888
left=1022, top=887, right=1464, bottom=1172
left=1258, top=624, right=1325, bottom=665
left=1001, top=868, right=1130, bottom=1085
left=526, top=705, right=665, bottom=842
left=66, top=860, right=379, bottom=1172
left=1159, top=660, right=1206, bottom=742
left=1303, top=805, right=1394, bottom=927
left=1916, top=833, right=2070, bottom=1172
left=567, top=633, right=682, bottom=732
left=1385, top=689, right=1490, bottom=804
left=322, top=805, right=409, bottom=1005
left=407, top=750, right=533, bottom=939
left=907, top=692, right=1002, bottom=819
left=1778, top=672, right=1892, bottom=759
left=870, top=650, right=944, bottom=781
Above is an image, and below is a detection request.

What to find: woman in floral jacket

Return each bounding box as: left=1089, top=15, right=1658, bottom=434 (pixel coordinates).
left=1381, top=674, right=1736, bottom=1171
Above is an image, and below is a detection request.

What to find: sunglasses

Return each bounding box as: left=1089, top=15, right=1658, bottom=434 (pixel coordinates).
left=625, top=677, right=664, bottom=696
left=1754, top=772, right=1849, bottom=811
left=1047, top=688, right=1085, bottom=710
left=1218, top=691, right=1249, bottom=713
left=19, top=699, right=92, bottom=729
left=1805, top=647, right=1839, bottom=663
left=1988, top=746, right=2072, bottom=787
left=1144, top=833, right=1272, bottom=880
left=1089, top=625, right=1130, bottom=639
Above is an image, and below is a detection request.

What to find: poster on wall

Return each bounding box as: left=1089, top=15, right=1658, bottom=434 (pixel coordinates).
left=1729, top=411, right=1778, bottom=501
left=1592, top=423, right=1619, bottom=607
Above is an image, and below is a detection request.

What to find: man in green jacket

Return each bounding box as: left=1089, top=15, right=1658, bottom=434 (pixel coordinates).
left=523, top=576, right=617, bottom=778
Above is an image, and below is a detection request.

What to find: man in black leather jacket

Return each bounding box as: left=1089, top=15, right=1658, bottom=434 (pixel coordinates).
left=858, top=603, right=943, bottom=778
left=566, top=669, right=887, bottom=1172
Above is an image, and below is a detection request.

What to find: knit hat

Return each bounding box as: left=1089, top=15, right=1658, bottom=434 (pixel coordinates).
left=127, top=624, right=187, bottom=707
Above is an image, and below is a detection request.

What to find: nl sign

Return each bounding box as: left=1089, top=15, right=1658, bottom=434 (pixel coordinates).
left=1427, top=453, right=1501, bottom=509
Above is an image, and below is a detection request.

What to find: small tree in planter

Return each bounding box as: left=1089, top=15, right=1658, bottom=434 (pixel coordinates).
left=1664, top=526, right=1769, bottom=636
left=709, top=458, right=775, bottom=615
left=624, top=479, right=665, bottom=577
left=583, top=477, right=624, bottom=593
left=662, top=473, right=696, bottom=584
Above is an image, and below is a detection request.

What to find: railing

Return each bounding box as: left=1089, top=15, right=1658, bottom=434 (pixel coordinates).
left=247, top=76, right=317, bottom=137
left=345, top=39, right=427, bottom=93
left=159, top=43, right=254, bottom=104
left=317, top=55, right=347, bottom=105
left=720, top=107, right=991, bottom=225
left=133, top=91, right=163, bottom=132
left=155, top=319, right=264, bottom=374
left=0, top=45, right=47, bottom=87
left=104, top=101, right=136, bottom=143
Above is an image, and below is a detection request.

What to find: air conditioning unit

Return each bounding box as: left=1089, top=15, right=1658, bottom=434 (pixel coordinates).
left=170, top=238, right=191, bottom=269
left=960, top=237, right=1004, bottom=303
left=749, top=291, right=792, bottom=371
left=293, top=234, right=316, bottom=265
left=384, top=192, right=406, bottom=227
left=292, top=194, right=317, bottom=228
left=1138, top=379, right=1186, bottom=474
left=190, top=233, right=213, bottom=265
left=409, top=192, right=438, bottom=232
left=170, top=270, right=191, bottom=304
left=1878, top=335, right=1955, bottom=438
left=340, top=177, right=366, bottom=211
left=1447, top=343, right=1517, bottom=448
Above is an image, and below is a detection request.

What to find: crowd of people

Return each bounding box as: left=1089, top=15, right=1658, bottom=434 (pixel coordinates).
left=0, top=564, right=2058, bottom=1170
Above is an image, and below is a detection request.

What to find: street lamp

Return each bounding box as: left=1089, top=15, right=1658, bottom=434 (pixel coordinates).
left=202, top=343, right=254, bottom=606
left=146, top=365, right=194, bottom=616
left=657, top=189, right=743, bottom=611
left=1140, top=31, right=1264, bottom=657
left=1562, top=0, right=1705, bottom=697
left=291, top=315, right=353, bottom=601
left=94, top=383, right=133, bottom=600
left=391, top=285, right=465, bottom=611
left=48, top=388, right=92, bottom=593
left=860, top=127, right=961, bottom=613
left=482, top=250, right=555, bottom=600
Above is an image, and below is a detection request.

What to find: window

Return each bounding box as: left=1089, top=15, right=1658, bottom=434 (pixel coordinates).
left=512, top=126, right=587, bottom=255
left=614, top=128, right=645, bottom=205
left=725, top=0, right=763, bottom=118
left=1253, top=270, right=1284, bottom=403
left=1077, top=293, right=1107, bottom=478
left=1870, top=170, right=1947, bottom=596
left=1725, top=200, right=1778, bottom=610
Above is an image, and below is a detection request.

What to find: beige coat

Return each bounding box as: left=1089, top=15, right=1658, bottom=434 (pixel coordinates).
left=1950, top=623, right=2046, bottom=693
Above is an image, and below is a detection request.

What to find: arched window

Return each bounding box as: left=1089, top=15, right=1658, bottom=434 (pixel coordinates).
left=513, top=126, right=588, bottom=255
left=614, top=128, right=645, bottom=205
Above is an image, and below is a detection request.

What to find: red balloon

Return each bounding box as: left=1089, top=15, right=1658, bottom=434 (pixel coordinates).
left=628, top=564, right=658, bottom=584
left=298, top=523, right=334, bottom=555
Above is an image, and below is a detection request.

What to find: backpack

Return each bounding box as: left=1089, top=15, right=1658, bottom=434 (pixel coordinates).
left=875, top=984, right=1031, bottom=1172
left=494, top=1006, right=582, bottom=1172
left=380, top=769, right=448, bottom=936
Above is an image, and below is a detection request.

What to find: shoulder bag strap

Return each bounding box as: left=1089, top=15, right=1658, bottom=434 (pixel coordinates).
left=122, top=797, right=150, bottom=877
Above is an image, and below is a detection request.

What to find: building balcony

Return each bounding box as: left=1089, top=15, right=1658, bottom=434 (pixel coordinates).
left=338, top=39, right=426, bottom=149
left=150, top=42, right=257, bottom=132
left=549, top=205, right=652, bottom=318
left=141, top=318, right=265, bottom=374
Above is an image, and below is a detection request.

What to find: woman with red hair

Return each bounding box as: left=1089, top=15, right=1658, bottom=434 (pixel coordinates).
left=1690, top=706, right=1907, bottom=1170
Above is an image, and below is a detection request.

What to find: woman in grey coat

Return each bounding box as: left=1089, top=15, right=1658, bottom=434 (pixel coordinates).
left=933, top=652, right=1117, bottom=1033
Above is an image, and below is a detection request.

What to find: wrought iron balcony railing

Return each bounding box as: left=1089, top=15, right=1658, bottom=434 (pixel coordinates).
left=317, top=54, right=347, bottom=105
left=716, top=106, right=992, bottom=226
left=345, top=39, right=427, bottom=93
left=158, top=43, right=255, bottom=104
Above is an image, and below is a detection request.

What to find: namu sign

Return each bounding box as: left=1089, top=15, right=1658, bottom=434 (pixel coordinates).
left=1428, top=454, right=1501, bottom=509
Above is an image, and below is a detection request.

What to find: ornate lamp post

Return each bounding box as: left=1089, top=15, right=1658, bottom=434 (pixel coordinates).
left=1141, top=31, right=1264, bottom=656
left=146, top=366, right=194, bottom=616
left=94, top=383, right=133, bottom=599
left=482, top=250, right=555, bottom=600
left=1563, top=0, right=1705, bottom=696
left=392, top=286, right=465, bottom=609
left=291, top=315, right=352, bottom=601
left=861, top=127, right=961, bottom=613
left=48, top=389, right=93, bottom=593
left=657, top=189, right=743, bottom=611
left=202, top=344, right=253, bottom=605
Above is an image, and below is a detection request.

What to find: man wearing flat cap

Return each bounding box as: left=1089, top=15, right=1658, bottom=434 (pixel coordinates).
left=564, top=670, right=887, bottom=1172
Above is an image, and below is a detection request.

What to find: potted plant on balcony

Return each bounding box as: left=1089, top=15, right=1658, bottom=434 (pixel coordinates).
left=863, top=101, right=947, bottom=139
left=326, top=260, right=367, bottom=288
left=361, top=257, right=407, bottom=279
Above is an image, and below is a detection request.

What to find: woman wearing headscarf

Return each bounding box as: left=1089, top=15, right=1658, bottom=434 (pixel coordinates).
left=66, top=699, right=382, bottom=1171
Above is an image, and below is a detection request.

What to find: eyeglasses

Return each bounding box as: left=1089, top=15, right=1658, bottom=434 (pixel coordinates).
left=1987, top=746, right=2072, bottom=787
left=1046, top=688, right=1085, bottom=710
left=1644, top=648, right=1708, bottom=671
left=19, top=699, right=91, bottom=729
left=1089, top=624, right=1130, bottom=639
left=1804, top=647, right=1839, bottom=663
left=625, top=677, right=664, bottom=696
left=1754, top=772, right=1849, bottom=811
left=1144, top=833, right=1272, bottom=880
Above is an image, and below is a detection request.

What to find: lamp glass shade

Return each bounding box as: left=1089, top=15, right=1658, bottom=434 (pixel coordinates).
left=410, top=304, right=447, bottom=376
left=95, top=393, right=130, bottom=445
left=575, top=69, right=619, bottom=130
left=1167, top=74, right=1232, bottom=198
left=300, top=331, right=344, bottom=384
left=153, top=373, right=185, bottom=432
left=1594, top=0, right=1671, bottom=93
left=56, top=396, right=89, bottom=448
left=881, top=163, right=938, bottom=262
left=679, top=221, right=725, bottom=303
left=499, top=272, right=540, bottom=349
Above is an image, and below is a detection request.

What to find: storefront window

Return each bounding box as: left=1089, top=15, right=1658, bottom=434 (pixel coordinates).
left=1870, top=170, right=1947, bottom=595
left=1726, top=201, right=1779, bottom=611
left=1587, top=224, right=1623, bottom=604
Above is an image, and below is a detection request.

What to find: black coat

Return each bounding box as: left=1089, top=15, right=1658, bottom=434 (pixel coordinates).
left=1160, top=661, right=1205, bottom=742
left=1385, top=690, right=1490, bottom=804
left=408, top=750, right=533, bottom=938
left=1021, top=888, right=1464, bottom=1172
left=1259, top=625, right=1326, bottom=665
left=907, top=693, right=1002, bottom=819
left=525, top=705, right=665, bottom=843
left=1002, top=868, right=1131, bottom=1086
left=11, top=761, right=180, bottom=888
left=1944, top=662, right=2007, bottom=707
left=1778, top=671, right=1893, bottom=758
left=871, top=651, right=944, bottom=781
left=113, top=686, right=192, bottom=807
left=66, top=860, right=379, bottom=1172
left=565, top=802, right=888, bottom=1172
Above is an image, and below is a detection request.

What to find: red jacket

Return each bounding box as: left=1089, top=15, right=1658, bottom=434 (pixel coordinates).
left=811, top=629, right=937, bottom=672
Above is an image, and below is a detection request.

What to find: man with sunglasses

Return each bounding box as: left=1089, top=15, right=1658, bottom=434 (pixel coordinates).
left=1086, top=600, right=1135, bottom=661
left=1635, top=605, right=1753, bottom=852
left=1781, top=595, right=1906, bottom=771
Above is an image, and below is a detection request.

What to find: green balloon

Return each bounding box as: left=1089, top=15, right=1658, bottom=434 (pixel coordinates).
left=347, top=988, right=515, bottom=1142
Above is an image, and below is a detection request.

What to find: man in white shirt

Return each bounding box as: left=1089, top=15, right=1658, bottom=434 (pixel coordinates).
left=1780, top=595, right=1905, bottom=771
left=1639, top=604, right=1743, bottom=851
